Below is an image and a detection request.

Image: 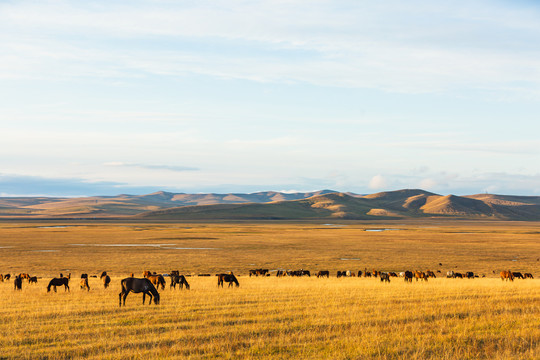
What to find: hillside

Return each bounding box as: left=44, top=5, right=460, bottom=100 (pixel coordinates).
left=2, top=189, right=540, bottom=220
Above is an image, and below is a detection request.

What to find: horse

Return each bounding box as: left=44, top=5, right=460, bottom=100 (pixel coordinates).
left=380, top=273, right=390, bottom=283
left=102, top=275, right=111, bottom=288
left=414, top=271, right=428, bottom=282
left=524, top=273, right=534, bottom=279
left=170, top=274, right=190, bottom=290
left=316, top=270, right=329, bottom=278
left=512, top=272, right=524, bottom=279
left=500, top=270, right=514, bottom=282
left=145, top=274, right=166, bottom=291
left=426, top=270, right=436, bottom=278
left=217, top=273, right=239, bottom=288
left=119, top=277, right=160, bottom=307
left=465, top=272, right=475, bottom=279
left=29, top=276, right=38, bottom=284
left=404, top=271, right=413, bottom=283
left=81, top=273, right=88, bottom=279
left=100, top=271, right=108, bottom=278
left=19, top=273, right=31, bottom=282
left=47, top=277, right=70, bottom=292
left=4, top=274, right=11, bottom=280
left=249, top=269, right=269, bottom=277
left=446, top=270, right=455, bottom=278
left=14, top=275, right=22, bottom=290
left=80, top=278, right=90, bottom=291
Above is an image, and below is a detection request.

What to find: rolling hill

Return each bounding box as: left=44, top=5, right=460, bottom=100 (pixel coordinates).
left=2, top=189, right=540, bottom=220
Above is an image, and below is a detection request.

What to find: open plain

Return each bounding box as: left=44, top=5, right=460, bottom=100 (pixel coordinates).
left=0, top=220, right=539, bottom=359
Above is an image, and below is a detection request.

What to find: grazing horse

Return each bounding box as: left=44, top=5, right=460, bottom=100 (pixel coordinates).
left=101, top=273, right=111, bottom=289
left=317, top=271, right=330, bottom=278
left=249, top=269, right=269, bottom=277
left=380, top=273, right=390, bottom=283
left=29, top=276, right=38, bottom=284
left=512, top=272, right=525, bottom=279
left=14, top=275, right=22, bottom=290
left=145, top=274, right=166, bottom=291
left=500, top=270, right=514, bottom=282
left=414, top=271, right=428, bottom=282
left=4, top=274, right=11, bottom=280
left=80, top=278, right=90, bottom=291
left=524, top=273, right=534, bottom=279
left=465, top=272, right=475, bottom=279
left=119, top=278, right=160, bottom=307
left=47, top=277, right=70, bottom=292
left=217, top=273, right=239, bottom=288
left=170, top=274, right=190, bottom=290
left=404, top=271, right=413, bottom=283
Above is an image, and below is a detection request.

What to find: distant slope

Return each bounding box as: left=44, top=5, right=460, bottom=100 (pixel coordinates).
left=2, top=189, right=540, bottom=220
left=136, top=193, right=390, bottom=220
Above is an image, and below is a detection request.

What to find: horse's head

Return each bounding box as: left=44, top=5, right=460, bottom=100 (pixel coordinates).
left=154, top=293, right=160, bottom=305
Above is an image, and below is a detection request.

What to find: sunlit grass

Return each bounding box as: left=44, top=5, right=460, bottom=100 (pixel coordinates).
left=0, top=277, right=538, bottom=359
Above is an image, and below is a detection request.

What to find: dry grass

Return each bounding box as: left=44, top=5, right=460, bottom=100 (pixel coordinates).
left=0, top=220, right=539, bottom=359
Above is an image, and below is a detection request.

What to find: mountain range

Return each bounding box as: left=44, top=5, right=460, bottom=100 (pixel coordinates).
left=2, top=189, right=540, bottom=221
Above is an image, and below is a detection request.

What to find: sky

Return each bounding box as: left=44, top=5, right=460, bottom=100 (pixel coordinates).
left=1, top=0, right=540, bottom=197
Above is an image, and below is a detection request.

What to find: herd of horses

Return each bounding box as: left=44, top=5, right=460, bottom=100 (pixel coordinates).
left=2, top=267, right=535, bottom=306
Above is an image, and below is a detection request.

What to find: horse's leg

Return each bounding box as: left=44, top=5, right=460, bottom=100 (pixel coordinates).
left=54, top=285, right=57, bottom=292
left=142, top=292, right=146, bottom=305
left=119, top=292, right=123, bottom=307
left=148, top=292, right=153, bottom=305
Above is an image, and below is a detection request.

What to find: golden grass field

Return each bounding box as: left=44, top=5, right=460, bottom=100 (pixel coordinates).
left=0, top=220, right=539, bottom=359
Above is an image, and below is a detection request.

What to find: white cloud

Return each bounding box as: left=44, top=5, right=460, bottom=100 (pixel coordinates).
left=369, top=175, right=388, bottom=190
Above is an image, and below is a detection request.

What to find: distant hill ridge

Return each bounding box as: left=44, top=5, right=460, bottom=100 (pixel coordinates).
left=1, top=189, right=540, bottom=220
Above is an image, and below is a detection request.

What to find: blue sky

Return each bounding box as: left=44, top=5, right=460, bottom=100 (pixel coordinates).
left=1, top=0, right=540, bottom=196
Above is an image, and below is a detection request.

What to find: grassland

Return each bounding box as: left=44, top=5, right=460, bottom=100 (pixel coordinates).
left=0, top=220, right=539, bottom=359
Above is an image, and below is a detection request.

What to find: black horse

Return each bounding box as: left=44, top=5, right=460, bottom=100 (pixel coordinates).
left=14, top=275, right=22, bottom=290
left=119, top=278, right=160, bottom=307
left=217, top=273, right=240, bottom=288
left=170, top=274, right=190, bottom=290
left=47, top=277, right=70, bottom=292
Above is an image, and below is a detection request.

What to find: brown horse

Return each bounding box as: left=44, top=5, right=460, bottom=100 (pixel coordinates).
left=14, top=275, right=22, bottom=290
left=404, top=271, right=413, bottom=283
left=19, top=273, right=31, bottom=282
left=500, top=270, right=514, bottom=281
left=29, top=276, right=38, bottom=284
left=102, top=275, right=111, bottom=288
left=170, top=274, right=190, bottom=290
left=119, top=278, right=160, bottom=306
left=524, top=273, right=534, bottom=279
left=47, top=277, right=70, bottom=292
left=380, top=273, right=390, bottom=283
left=217, top=273, right=239, bottom=288
left=145, top=274, right=166, bottom=290
left=80, top=278, right=90, bottom=291
left=414, top=271, right=428, bottom=282
left=317, top=271, right=330, bottom=278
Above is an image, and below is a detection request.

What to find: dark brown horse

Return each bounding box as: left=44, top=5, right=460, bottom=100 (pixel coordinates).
left=100, top=272, right=111, bottom=288
left=317, top=270, right=330, bottom=278
left=29, top=276, right=38, bottom=284
left=217, top=273, right=239, bottom=288
left=404, top=271, right=413, bottom=283
left=14, top=275, right=22, bottom=290
left=119, top=277, right=160, bottom=306
left=170, top=274, right=190, bottom=290
left=524, top=273, right=534, bottom=279
left=380, top=273, right=390, bottom=282
left=47, top=277, right=70, bottom=292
